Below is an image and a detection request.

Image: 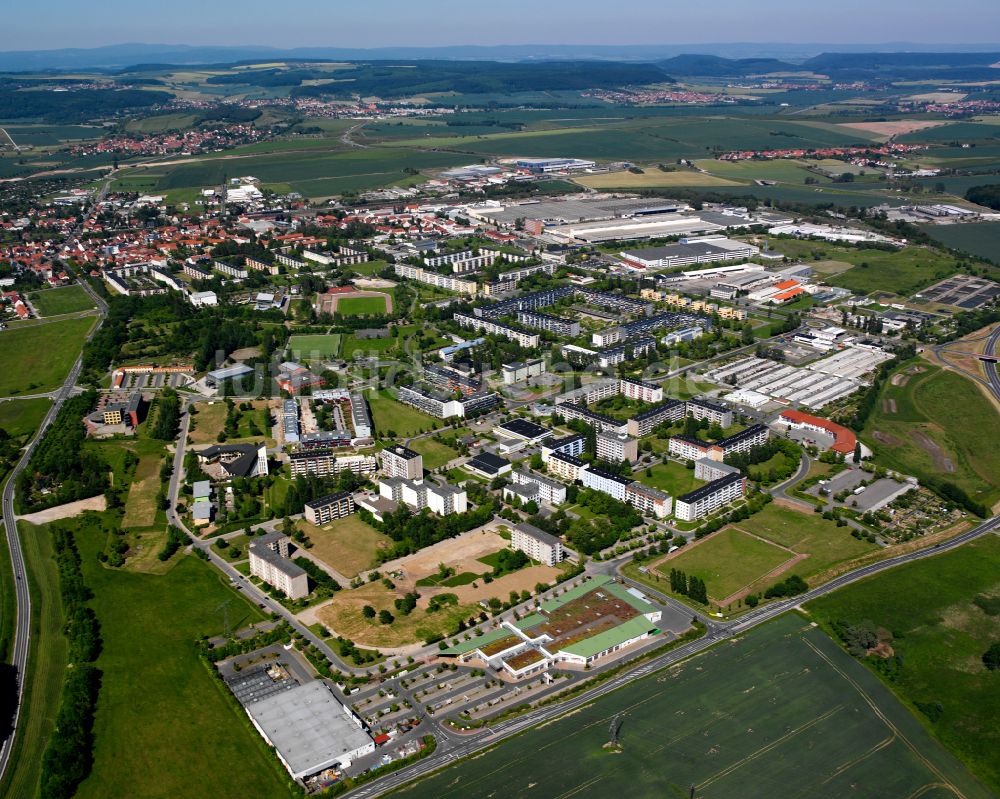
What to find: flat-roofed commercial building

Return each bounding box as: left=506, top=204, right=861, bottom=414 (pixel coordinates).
left=380, top=444, right=424, bottom=480
left=243, top=681, right=375, bottom=781
left=249, top=533, right=309, bottom=599
left=674, top=472, right=747, bottom=521
left=495, top=418, right=552, bottom=445
left=620, top=237, right=759, bottom=271
left=511, top=522, right=565, bottom=566
left=304, top=492, right=355, bottom=525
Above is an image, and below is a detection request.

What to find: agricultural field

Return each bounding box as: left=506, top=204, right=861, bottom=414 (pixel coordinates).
left=863, top=364, right=1000, bottom=509
left=573, top=168, right=740, bottom=189
left=0, top=315, right=96, bottom=396
left=639, top=460, right=703, bottom=497
left=287, top=333, right=342, bottom=360
left=921, top=222, right=1000, bottom=263
left=655, top=528, right=796, bottom=602
left=298, top=515, right=393, bottom=577
left=807, top=535, right=1000, bottom=793
left=28, top=284, right=96, bottom=316
left=335, top=295, right=389, bottom=316
left=394, top=614, right=993, bottom=799
left=367, top=390, right=437, bottom=437
left=695, top=157, right=834, bottom=184
left=406, top=436, right=459, bottom=470
left=66, top=519, right=291, bottom=799
left=0, top=397, right=51, bottom=437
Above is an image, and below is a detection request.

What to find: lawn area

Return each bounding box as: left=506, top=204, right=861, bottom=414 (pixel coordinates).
left=298, top=515, right=393, bottom=577
left=28, top=284, right=96, bottom=316
left=737, top=502, right=876, bottom=583
left=394, top=613, right=993, bottom=799
left=341, top=334, right=402, bottom=359
left=188, top=400, right=275, bottom=447
left=0, top=397, right=51, bottom=437
left=639, top=460, right=703, bottom=497
left=367, top=389, right=437, bottom=437
left=0, top=523, right=67, bottom=799
left=807, top=534, right=1000, bottom=794
left=67, top=520, right=291, bottom=799
left=120, top=451, right=164, bottom=528
left=0, top=314, right=96, bottom=396
left=335, top=295, right=388, bottom=316
left=407, top=436, right=459, bottom=470
left=573, top=168, right=740, bottom=189
left=863, top=364, right=1000, bottom=509
left=287, top=333, right=342, bottom=360
left=655, top=528, right=795, bottom=601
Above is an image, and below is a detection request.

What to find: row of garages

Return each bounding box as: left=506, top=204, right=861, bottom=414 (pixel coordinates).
left=706, top=356, right=860, bottom=410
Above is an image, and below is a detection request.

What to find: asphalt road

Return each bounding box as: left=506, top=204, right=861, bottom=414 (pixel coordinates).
left=0, top=277, right=107, bottom=781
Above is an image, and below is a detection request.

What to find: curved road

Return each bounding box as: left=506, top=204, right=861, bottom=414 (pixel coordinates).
left=0, top=278, right=107, bottom=780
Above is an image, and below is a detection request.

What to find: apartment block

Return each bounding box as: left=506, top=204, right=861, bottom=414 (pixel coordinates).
left=596, top=431, right=639, bottom=464
left=380, top=444, right=424, bottom=480
left=625, top=482, right=673, bottom=519
left=674, top=472, right=747, bottom=521
left=304, top=491, right=356, bottom=525
left=511, top=523, right=565, bottom=567
left=249, top=533, right=309, bottom=599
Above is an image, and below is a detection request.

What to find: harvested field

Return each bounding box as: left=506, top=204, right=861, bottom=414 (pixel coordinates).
left=838, top=120, right=949, bottom=137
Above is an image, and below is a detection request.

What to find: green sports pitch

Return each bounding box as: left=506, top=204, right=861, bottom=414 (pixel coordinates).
left=393, top=614, right=992, bottom=799
left=287, top=334, right=341, bottom=360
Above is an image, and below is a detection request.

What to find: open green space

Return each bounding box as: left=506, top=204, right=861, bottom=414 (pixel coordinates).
left=920, top=222, right=1000, bottom=264
left=66, top=518, right=291, bottom=799
left=287, top=333, right=342, bottom=360
left=367, top=390, right=436, bottom=437
left=737, top=502, right=876, bottom=584
left=393, top=614, right=992, bottom=799
left=28, top=284, right=96, bottom=316
left=863, top=364, right=1000, bottom=509
left=639, top=460, right=703, bottom=497
left=335, top=295, right=388, bottom=316
left=0, top=397, right=51, bottom=437
left=807, top=534, right=1000, bottom=793
left=406, top=437, right=459, bottom=470
left=656, top=527, right=795, bottom=600
left=298, top=515, right=393, bottom=577
left=340, top=333, right=402, bottom=358
left=0, top=314, right=96, bottom=396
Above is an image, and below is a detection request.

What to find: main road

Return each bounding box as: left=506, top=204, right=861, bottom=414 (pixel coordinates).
left=0, top=277, right=107, bottom=781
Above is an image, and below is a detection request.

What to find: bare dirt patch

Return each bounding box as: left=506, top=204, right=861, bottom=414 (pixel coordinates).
left=838, top=120, right=949, bottom=137
left=873, top=430, right=903, bottom=447
left=910, top=429, right=956, bottom=473
left=18, top=494, right=107, bottom=524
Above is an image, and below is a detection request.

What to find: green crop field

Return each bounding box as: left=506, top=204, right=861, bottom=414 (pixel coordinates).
left=0, top=397, right=51, bottom=437
left=287, top=333, right=342, bottom=359
left=393, top=614, right=992, bottom=799
left=640, top=460, right=703, bottom=497
left=863, top=364, right=1000, bottom=508
left=29, top=284, right=96, bottom=316
left=920, top=222, right=1000, bottom=264
left=807, top=535, right=1000, bottom=793
left=406, top=436, right=459, bottom=470
left=695, top=157, right=834, bottom=184
left=335, top=295, right=388, bottom=316
left=68, top=518, right=291, bottom=799
left=656, top=528, right=794, bottom=600
left=367, top=390, right=436, bottom=437
left=0, top=315, right=96, bottom=396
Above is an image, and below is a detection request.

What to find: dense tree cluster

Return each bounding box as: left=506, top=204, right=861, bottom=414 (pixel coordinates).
left=18, top=392, right=109, bottom=512
left=669, top=568, right=709, bottom=604
left=762, top=573, right=808, bottom=599
left=292, top=556, right=341, bottom=595
left=149, top=388, right=181, bottom=441
left=157, top=526, right=190, bottom=562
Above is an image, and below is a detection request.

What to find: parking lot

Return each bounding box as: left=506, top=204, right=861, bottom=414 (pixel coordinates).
left=808, top=467, right=916, bottom=512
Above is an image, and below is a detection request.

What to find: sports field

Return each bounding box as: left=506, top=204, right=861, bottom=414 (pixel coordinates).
left=864, top=364, right=1000, bottom=508
left=808, top=534, right=1000, bottom=793
left=655, top=528, right=796, bottom=601
left=288, top=333, right=342, bottom=360
left=334, top=295, right=388, bottom=316
left=299, top=515, right=393, bottom=577
left=394, top=614, right=992, bottom=799
left=0, top=315, right=96, bottom=396
left=29, top=284, right=96, bottom=316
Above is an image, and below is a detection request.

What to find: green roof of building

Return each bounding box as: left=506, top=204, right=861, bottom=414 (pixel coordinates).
left=439, top=627, right=512, bottom=656
left=604, top=581, right=659, bottom=616
left=557, top=616, right=657, bottom=659
left=539, top=574, right=613, bottom=614
left=514, top=613, right=547, bottom=632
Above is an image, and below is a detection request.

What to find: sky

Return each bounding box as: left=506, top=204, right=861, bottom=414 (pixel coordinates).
left=2, top=0, right=1000, bottom=51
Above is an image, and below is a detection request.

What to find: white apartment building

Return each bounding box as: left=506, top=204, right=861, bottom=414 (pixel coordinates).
left=620, top=377, right=663, bottom=404
left=625, top=482, right=673, bottom=519
left=511, top=523, right=565, bottom=567
left=545, top=451, right=589, bottom=482
left=674, top=473, right=746, bottom=521
left=380, top=444, right=424, bottom=480
left=596, top=431, right=639, bottom=464
left=248, top=533, right=309, bottom=599
left=580, top=466, right=632, bottom=502
left=303, top=492, right=356, bottom=525
left=510, top=469, right=567, bottom=505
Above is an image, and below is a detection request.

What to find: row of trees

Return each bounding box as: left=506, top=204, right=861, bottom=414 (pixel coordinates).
left=668, top=568, right=709, bottom=605
left=40, top=526, right=102, bottom=799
